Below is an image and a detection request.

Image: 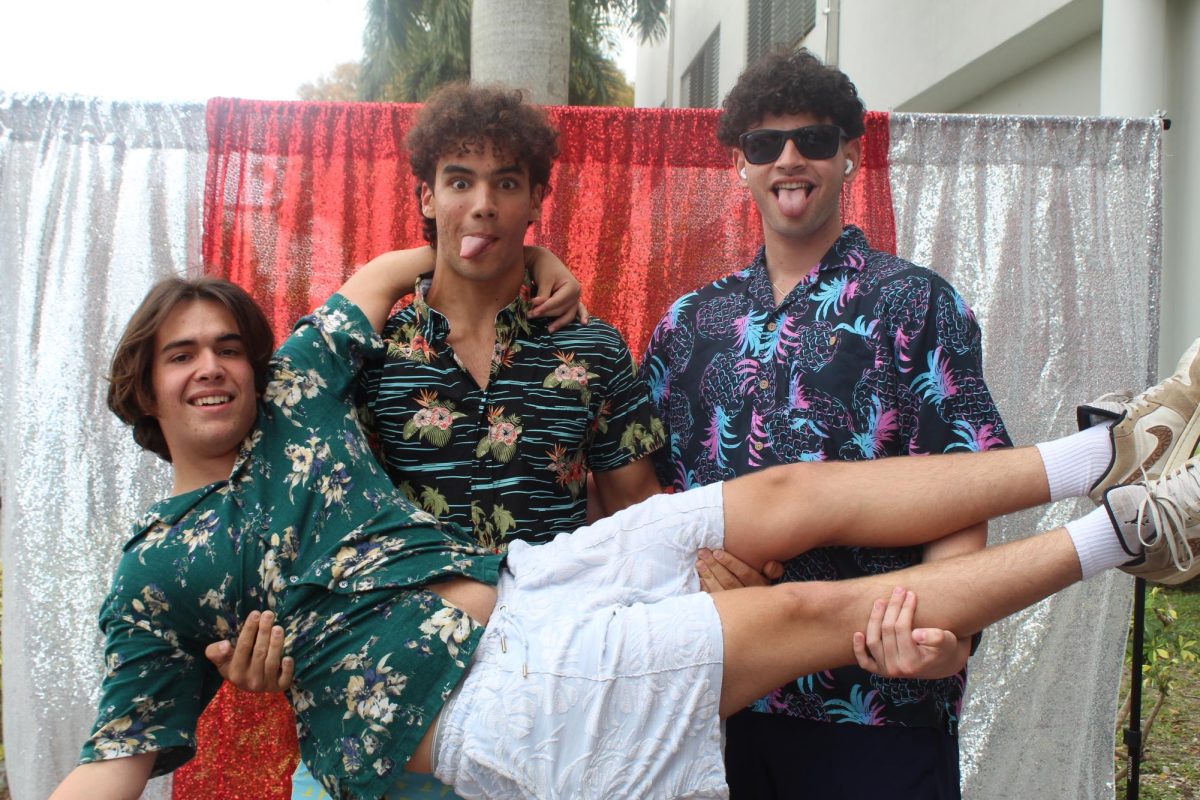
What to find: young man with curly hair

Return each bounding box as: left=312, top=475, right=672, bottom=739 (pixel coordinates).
left=363, top=83, right=664, bottom=552
left=639, top=49, right=1009, bottom=797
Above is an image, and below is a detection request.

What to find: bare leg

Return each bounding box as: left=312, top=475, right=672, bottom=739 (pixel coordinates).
left=720, top=445, right=1051, bottom=570
left=712, top=528, right=1081, bottom=716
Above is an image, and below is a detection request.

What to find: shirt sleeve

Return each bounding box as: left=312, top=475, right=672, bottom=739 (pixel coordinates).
left=78, top=589, right=219, bottom=776
left=272, top=293, right=388, bottom=403
left=584, top=323, right=667, bottom=473
left=899, top=275, right=1012, bottom=456
left=638, top=312, right=678, bottom=487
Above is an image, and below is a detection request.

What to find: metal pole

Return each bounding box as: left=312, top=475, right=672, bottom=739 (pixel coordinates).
left=824, top=1, right=841, bottom=68
left=664, top=0, right=676, bottom=107
left=1125, top=577, right=1147, bottom=800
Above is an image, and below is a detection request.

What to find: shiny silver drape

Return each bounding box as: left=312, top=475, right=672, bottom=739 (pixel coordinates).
left=889, top=114, right=1159, bottom=799
left=0, top=95, right=207, bottom=800
left=0, top=106, right=1158, bottom=798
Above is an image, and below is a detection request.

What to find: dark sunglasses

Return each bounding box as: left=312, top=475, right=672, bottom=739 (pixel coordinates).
left=738, top=124, right=848, bottom=165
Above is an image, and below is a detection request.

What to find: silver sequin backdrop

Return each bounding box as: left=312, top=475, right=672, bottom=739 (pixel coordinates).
left=0, top=98, right=1159, bottom=799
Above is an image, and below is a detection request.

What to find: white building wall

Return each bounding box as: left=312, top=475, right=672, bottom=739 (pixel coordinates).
left=634, top=27, right=671, bottom=107
left=838, top=0, right=1099, bottom=110
left=952, top=33, right=1100, bottom=115
left=1162, top=0, right=1200, bottom=373
left=635, top=0, right=1197, bottom=375
left=634, top=2, right=749, bottom=108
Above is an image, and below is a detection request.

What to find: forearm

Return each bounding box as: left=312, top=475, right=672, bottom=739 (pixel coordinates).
left=592, top=458, right=662, bottom=516
left=338, top=247, right=435, bottom=332
left=51, top=754, right=155, bottom=800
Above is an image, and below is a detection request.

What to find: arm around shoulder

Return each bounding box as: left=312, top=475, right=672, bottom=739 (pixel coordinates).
left=338, top=247, right=435, bottom=332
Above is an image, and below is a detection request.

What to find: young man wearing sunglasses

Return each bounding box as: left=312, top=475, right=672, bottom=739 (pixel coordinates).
left=639, top=49, right=1007, bottom=798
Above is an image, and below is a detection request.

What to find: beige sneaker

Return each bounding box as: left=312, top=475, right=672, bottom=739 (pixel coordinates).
left=1080, top=338, right=1200, bottom=503
left=1104, top=456, right=1200, bottom=585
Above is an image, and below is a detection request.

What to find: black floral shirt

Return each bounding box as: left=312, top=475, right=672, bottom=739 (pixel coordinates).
left=79, top=294, right=503, bottom=799
left=362, top=275, right=665, bottom=550
left=639, top=225, right=1011, bottom=734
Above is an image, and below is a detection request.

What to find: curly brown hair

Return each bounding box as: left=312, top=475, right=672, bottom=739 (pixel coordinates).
left=717, top=48, right=866, bottom=148
left=407, top=82, right=560, bottom=245
left=107, top=276, right=275, bottom=462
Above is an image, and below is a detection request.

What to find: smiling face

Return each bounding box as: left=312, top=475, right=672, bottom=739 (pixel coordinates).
left=420, top=142, right=544, bottom=286
left=150, top=299, right=258, bottom=488
left=735, top=111, right=861, bottom=258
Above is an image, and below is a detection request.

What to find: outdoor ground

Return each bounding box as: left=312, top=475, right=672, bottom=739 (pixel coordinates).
left=1119, top=580, right=1200, bottom=800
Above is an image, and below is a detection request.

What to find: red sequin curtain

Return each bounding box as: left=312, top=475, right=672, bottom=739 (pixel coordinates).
left=185, top=99, right=894, bottom=799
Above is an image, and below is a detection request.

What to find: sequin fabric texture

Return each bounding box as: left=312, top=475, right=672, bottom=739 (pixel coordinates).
left=639, top=224, right=1012, bottom=733
left=79, top=295, right=502, bottom=799
left=363, top=274, right=665, bottom=550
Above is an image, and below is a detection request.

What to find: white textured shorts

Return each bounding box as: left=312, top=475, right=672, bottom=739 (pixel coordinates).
left=434, top=482, right=729, bottom=800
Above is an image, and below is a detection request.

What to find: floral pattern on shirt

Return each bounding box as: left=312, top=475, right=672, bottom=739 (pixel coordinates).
left=363, top=273, right=664, bottom=549
left=640, top=225, right=1011, bottom=735
left=80, top=294, right=504, bottom=800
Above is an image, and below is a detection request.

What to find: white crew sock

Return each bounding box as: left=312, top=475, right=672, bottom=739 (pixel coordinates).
left=1065, top=506, right=1133, bottom=580
left=1035, top=423, right=1114, bottom=502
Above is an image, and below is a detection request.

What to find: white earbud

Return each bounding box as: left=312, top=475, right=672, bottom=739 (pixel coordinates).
left=739, top=167, right=747, bottom=180
left=844, top=161, right=854, bottom=176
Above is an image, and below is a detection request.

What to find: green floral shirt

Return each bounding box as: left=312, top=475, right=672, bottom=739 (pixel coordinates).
left=363, top=274, right=665, bottom=551
left=79, top=294, right=502, bottom=800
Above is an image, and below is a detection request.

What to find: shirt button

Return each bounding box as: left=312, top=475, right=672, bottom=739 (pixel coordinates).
left=339, top=580, right=349, bottom=588
left=766, top=321, right=777, bottom=332
left=289, top=576, right=298, bottom=583
left=758, top=379, right=769, bottom=390
left=754, top=441, right=764, bottom=451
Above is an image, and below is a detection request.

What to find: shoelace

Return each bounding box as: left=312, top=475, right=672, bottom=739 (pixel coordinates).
left=1136, top=459, right=1200, bottom=573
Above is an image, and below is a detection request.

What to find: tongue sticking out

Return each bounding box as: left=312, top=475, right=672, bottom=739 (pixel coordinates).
left=776, top=187, right=809, bottom=218
left=460, top=235, right=493, bottom=259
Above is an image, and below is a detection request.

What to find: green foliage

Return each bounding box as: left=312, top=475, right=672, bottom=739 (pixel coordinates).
left=362, top=0, right=471, bottom=103
left=298, top=62, right=362, bottom=102
left=356, top=0, right=663, bottom=104
left=1133, top=587, right=1199, bottom=696
left=1117, top=583, right=1200, bottom=798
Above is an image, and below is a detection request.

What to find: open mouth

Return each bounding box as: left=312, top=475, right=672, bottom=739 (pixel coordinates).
left=773, top=180, right=814, bottom=217
left=460, top=234, right=497, bottom=259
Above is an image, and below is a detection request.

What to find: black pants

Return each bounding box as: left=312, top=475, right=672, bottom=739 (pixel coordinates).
left=725, top=711, right=962, bottom=800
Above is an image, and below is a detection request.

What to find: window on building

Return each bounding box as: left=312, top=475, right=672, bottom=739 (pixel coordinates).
left=681, top=26, right=720, bottom=108
left=748, top=0, right=817, bottom=64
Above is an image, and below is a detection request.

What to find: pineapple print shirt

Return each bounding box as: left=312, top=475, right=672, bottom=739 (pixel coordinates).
left=79, top=294, right=503, bottom=800
left=639, top=225, right=1011, bottom=734
left=362, top=273, right=665, bottom=551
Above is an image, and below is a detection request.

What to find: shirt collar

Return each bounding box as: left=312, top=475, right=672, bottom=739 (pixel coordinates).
left=125, top=479, right=230, bottom=549
left=746, top=224, right=869, bottom=303
left=123, top=427, right=262, bottom=549
left=410, top=271, right=540, bottom=343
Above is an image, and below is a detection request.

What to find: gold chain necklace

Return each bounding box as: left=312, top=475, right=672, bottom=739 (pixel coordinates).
left=770, top=277, right=793, bottom=299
